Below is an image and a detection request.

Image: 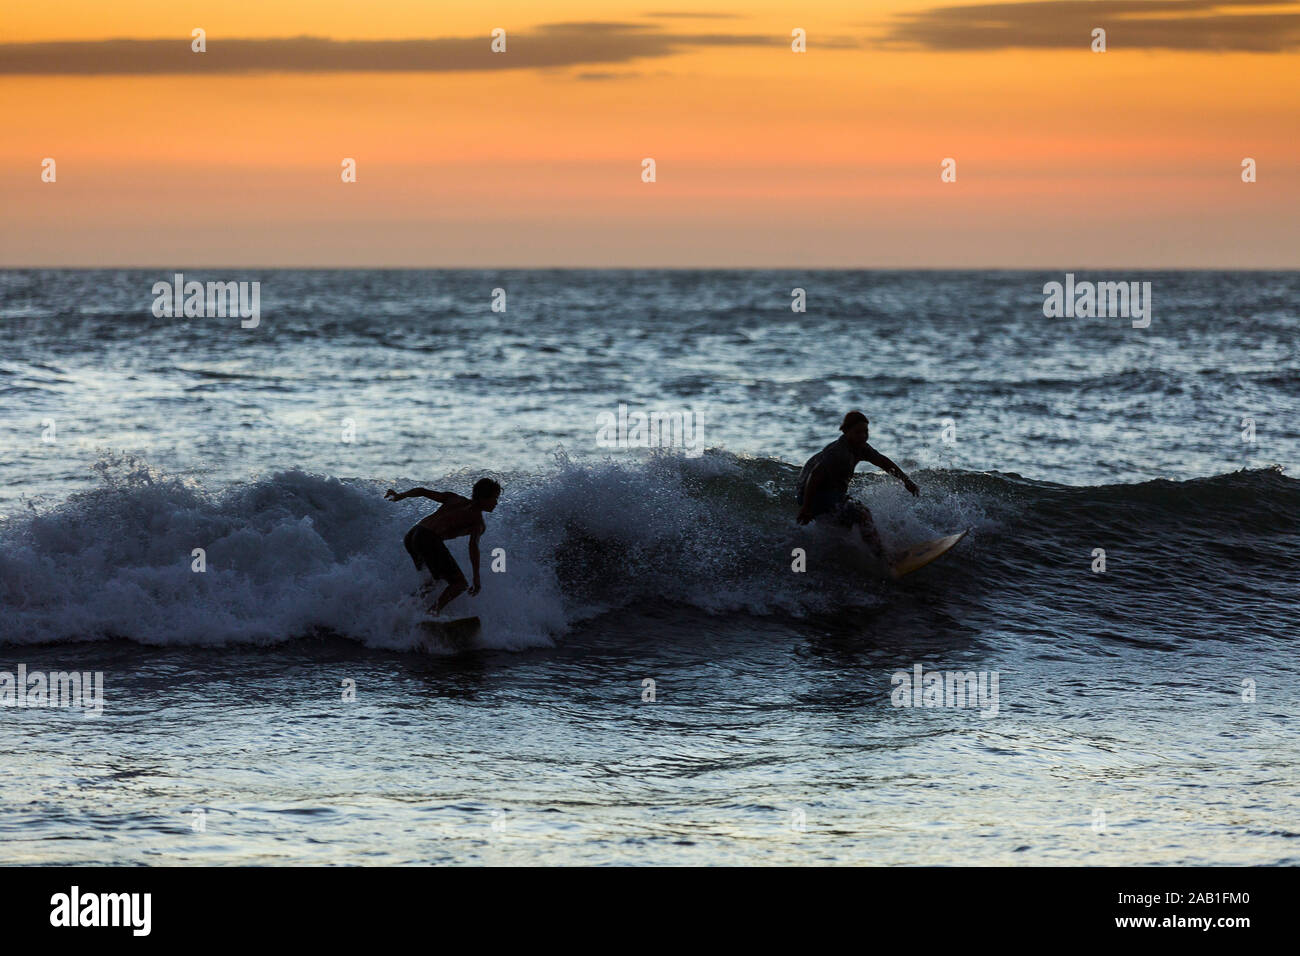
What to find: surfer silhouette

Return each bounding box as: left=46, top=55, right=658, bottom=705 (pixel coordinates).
left=385, top=478, right=501, bottom=615
left=796, top=411, right=918, bottom=562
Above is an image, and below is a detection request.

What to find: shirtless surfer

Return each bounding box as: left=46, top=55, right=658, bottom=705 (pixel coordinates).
left=796, top=411, right=918, bottom=563
left=385, top=478, right=501, bottom=614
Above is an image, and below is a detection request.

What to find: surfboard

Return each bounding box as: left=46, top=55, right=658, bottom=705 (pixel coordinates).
left=889, top=529, right=969, bottom=580
left=417, top=616, right=481, bottom=648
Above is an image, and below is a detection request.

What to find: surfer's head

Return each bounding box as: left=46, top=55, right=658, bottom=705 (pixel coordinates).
left=840, top=410, right=869, bottom=445
left=472, top=477, right=502, bottom=511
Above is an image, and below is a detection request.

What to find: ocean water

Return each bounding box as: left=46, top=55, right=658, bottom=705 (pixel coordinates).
left=1, top=269, right=1297, bottom=865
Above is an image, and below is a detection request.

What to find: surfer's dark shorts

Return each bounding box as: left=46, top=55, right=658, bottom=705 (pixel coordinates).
left=817, top=498, right=872, bottom=529
left=403, top=525, right=464, bottom=583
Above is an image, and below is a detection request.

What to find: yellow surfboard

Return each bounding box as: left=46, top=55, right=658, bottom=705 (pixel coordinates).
left=889, top=529, right=969, bottom=580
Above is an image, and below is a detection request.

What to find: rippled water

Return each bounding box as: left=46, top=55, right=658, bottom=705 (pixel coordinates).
left=1, top=270, right=1297, bottom=864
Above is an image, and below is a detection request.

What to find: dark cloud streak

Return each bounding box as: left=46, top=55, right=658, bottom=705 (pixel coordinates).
left=0, top=23, right=790, bottom=75
left=883, top=0, right=1300, bottom=52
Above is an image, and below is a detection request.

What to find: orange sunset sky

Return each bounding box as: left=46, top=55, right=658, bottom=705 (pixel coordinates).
left=2, top=0, right=1297, bottom=267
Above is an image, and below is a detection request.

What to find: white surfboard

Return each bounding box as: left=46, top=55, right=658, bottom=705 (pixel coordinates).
left=889, top=529, right=969, bottom=580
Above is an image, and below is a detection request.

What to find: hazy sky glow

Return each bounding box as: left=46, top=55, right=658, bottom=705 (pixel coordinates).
left=2, top=1, right=1297, bottom=266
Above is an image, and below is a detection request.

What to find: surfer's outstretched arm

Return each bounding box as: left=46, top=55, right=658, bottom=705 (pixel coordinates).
left=863, top=447, right=919, bottom=496
left=385, top=487, right=454, bottom=503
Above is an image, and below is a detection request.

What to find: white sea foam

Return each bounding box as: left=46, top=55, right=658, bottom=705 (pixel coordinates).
left=0, top=458, right=564, bottom=650
left=0, top=451, right=990, bottom=650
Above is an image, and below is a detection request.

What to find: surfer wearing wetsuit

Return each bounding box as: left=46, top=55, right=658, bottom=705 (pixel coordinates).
left=796, top=411, right=918, bottom=561
left=385, top=477, right=501, bottom=614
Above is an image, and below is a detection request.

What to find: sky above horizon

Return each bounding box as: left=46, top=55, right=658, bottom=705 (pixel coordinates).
left=2, top=1, right=1298, bottom=267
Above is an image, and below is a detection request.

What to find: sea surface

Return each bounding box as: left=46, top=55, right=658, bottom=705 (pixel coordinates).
left=1, top=269, right=1297, bottom=865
